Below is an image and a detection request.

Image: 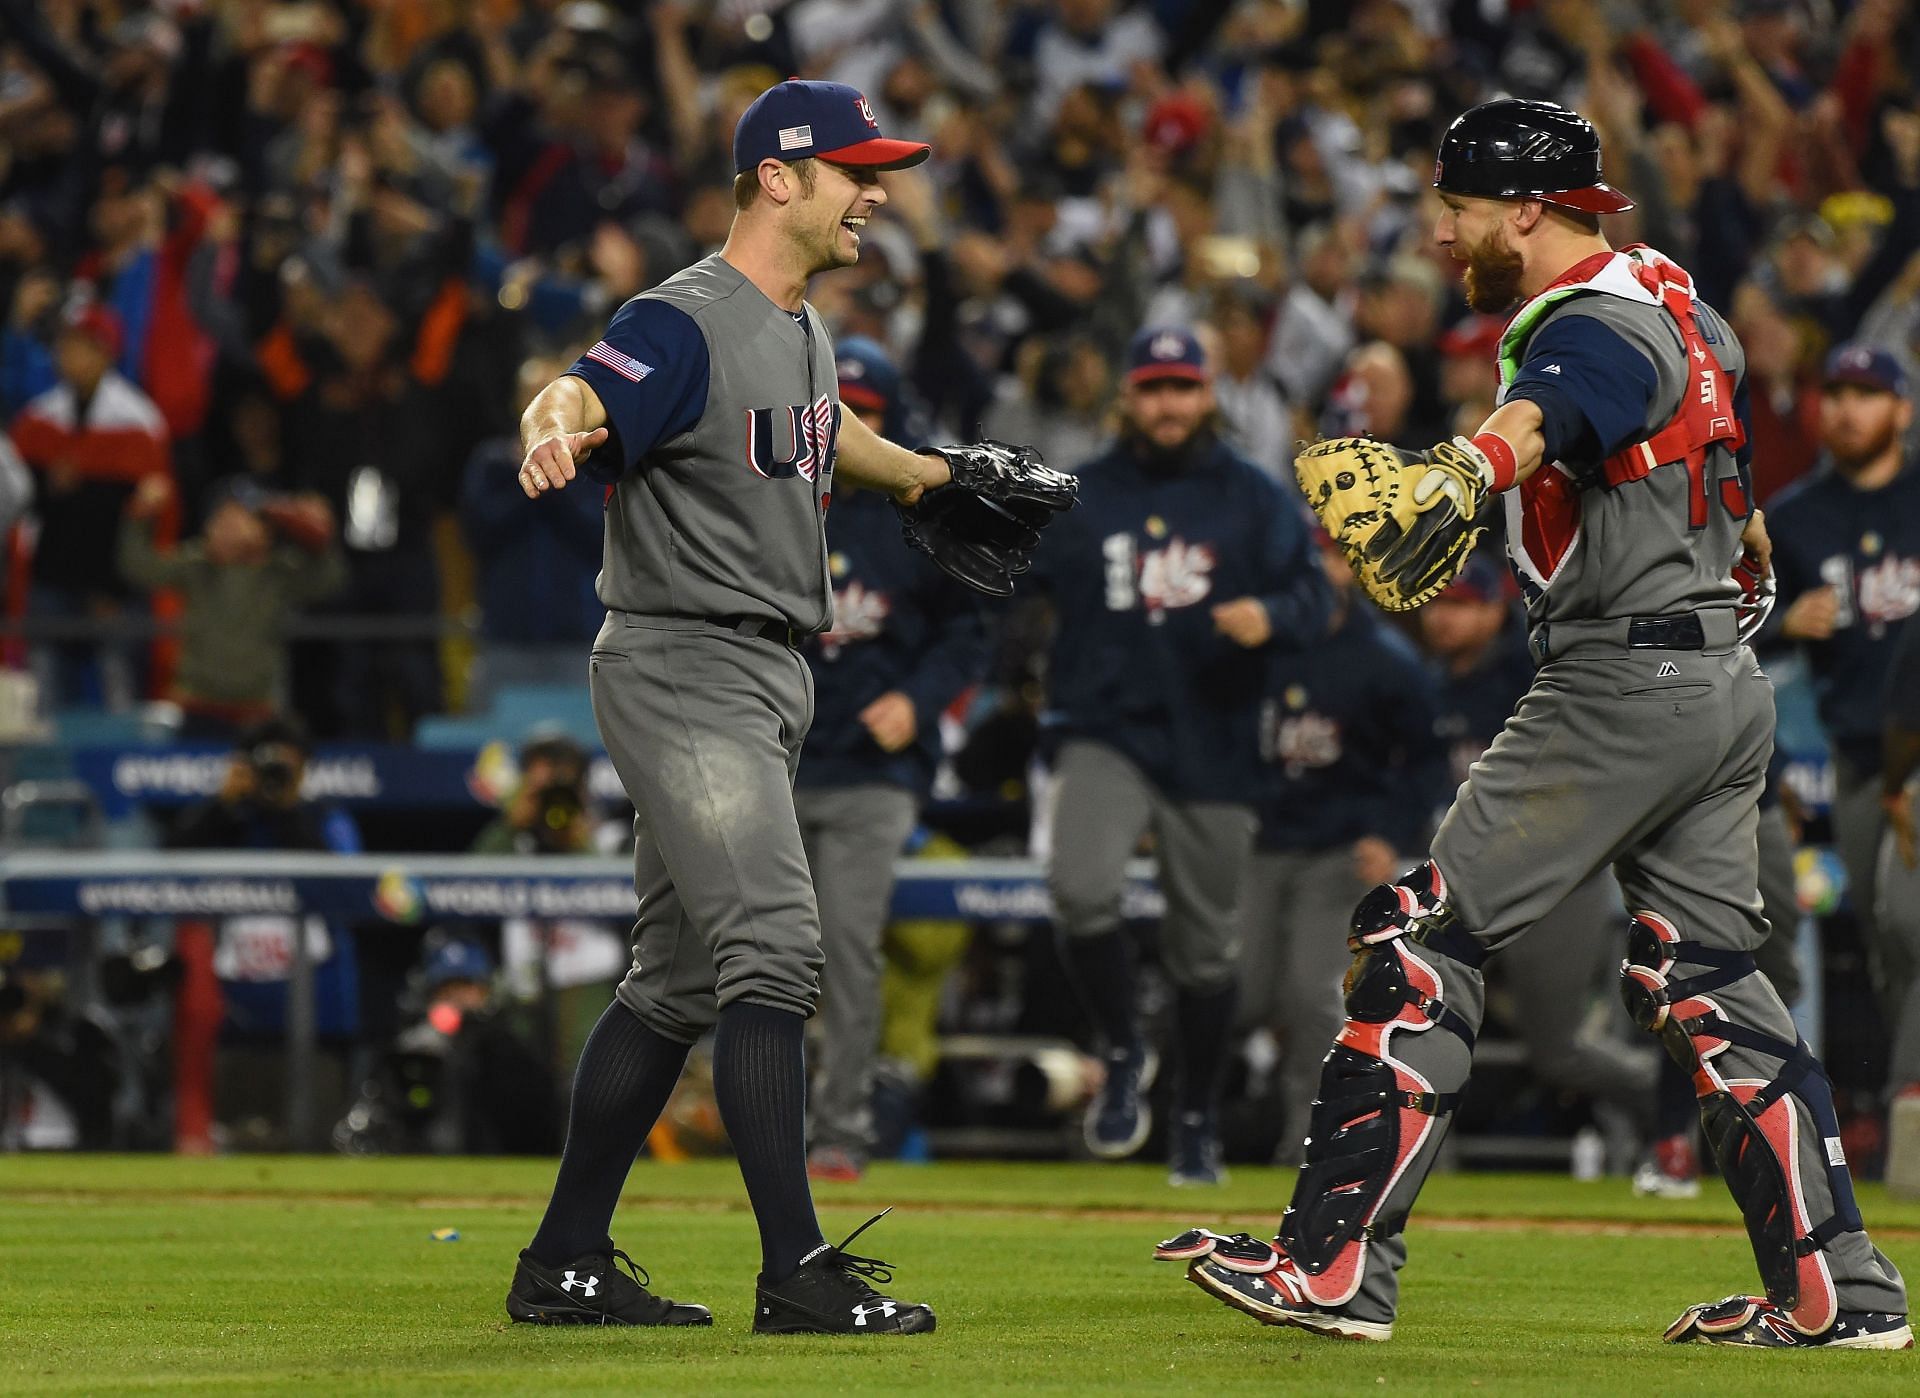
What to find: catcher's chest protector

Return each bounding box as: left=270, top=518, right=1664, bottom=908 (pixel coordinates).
left=1597, top=253, right=1746, bottom=518
left=1494, top=246, right=1750, bottom=618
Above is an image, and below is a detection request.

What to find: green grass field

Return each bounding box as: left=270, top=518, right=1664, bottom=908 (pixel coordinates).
left=5, top=1156, right=1918, bottom=1395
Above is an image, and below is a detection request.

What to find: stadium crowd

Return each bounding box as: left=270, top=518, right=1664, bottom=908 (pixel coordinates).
left=0, top=0, right=1918, bottom=1181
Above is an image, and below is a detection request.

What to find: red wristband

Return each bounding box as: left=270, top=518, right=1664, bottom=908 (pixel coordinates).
left=1470, top=432, right=1519, bottom=492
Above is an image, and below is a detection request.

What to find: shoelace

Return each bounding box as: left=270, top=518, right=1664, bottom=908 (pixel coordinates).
left=823, top=1209, right=897, bottom=1292
left=611, top=1248, right=653, bottom=1291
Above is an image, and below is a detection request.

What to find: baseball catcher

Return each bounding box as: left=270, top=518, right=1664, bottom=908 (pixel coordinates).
left=899, top=439, right=1078, bottom=596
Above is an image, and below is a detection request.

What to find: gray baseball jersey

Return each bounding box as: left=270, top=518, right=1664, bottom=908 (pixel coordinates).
left=568, top=253, right=841, bottom=635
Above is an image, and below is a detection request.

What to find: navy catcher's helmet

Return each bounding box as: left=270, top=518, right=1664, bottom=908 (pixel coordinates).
left=1432, top=98, right=1634, bottom=215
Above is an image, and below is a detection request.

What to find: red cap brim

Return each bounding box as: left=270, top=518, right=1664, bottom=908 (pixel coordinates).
left=1126, top=364, right=1209, bottom=386
left=816, top=138, right=931, bottom=171
left=1538, top=183, right=1635, bottom=214
left=839, top=383, right=889, bottom=411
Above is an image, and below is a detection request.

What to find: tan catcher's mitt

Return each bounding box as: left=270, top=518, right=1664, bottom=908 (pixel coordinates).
left=1293, top=436, right=1497, bottom=612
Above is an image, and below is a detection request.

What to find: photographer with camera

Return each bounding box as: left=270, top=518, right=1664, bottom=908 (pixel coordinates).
left=472, top=732, right=629, bottom=1068
left=119, top=474, right=346, bottom=741
left=166, top=714, right=363, bottom=1147
left=335, top=938, right=559, bottom=1156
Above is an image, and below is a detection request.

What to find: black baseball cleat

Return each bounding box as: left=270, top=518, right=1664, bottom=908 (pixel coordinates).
left=1184, top=1252, right=1393, bottom=1342
left=1665, top=1295, right=1913, bottom=1349
left=753, top=1210, right=936, bottom=1336
left=506, top=1246, right=713, bottom=1326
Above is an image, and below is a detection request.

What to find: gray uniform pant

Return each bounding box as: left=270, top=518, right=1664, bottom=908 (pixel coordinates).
left=1835, top=757, right=1920, bottom=1089
left=1049, top=740, right=1255, bottom=992
left=1237, top=847, right=1365, bottom=1146
left=591, top=614, right=823, bottom=1041
left=1314, top=620, right=1907, bottom=1325
left=794, top=783, right=919, bottom=1155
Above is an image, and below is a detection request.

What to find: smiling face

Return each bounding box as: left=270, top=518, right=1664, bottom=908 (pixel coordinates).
left=1435, top=191, right=1528, bottom=312
left=792, top=160, right=887, bottom=273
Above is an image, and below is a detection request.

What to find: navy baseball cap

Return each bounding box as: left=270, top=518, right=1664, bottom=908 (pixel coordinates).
left=1823, top=342, right=1908, bottom=397
left=835, top=336, right=900, bottom=413
left=733, top=80, right=931, bottom=174
left=1125, top=326, right=1210, bottom=385
left=424, top=939, right=493, bottom=989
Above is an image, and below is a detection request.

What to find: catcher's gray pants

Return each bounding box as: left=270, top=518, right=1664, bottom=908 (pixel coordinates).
left=1835, top=755, right=1920, bottom=1090
left=1303, top=616, right=1907, bottom=1326
left=795, top=782, right=918, bottom=1156
left=1049, top=739, right=1255, bottom=992
left=592, top=613, right=824, bottom=1041
left=1236, top=846, right=1365, bottom=1145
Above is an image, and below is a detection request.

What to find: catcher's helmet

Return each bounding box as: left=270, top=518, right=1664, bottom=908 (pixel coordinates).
left=1432, top=98, right=1634, bottom=215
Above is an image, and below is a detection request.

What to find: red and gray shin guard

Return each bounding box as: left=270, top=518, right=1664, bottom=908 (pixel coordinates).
left=1272, top=862, right=1484, bottom=1309
left=1620, top=910, right=1862, bottom=1336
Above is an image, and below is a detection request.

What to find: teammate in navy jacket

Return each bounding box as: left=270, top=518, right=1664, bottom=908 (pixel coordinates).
left=1032, top=325, right=1331, bottom=1184
left=796, top=338, right=988, bottom=1180
left=1770, top=344, right=1920, bottom=1101
left=1239, top=532, right=1448, bottom=1159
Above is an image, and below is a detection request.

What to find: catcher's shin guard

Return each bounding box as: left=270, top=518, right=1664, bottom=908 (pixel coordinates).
left=1276, top=862, right=1484, bottom=1309
left=1620, top=911, right=1863, bottom=1335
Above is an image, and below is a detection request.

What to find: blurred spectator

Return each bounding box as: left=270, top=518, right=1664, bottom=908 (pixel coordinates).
left=1030, top=324, right=1331, bottom=1185
left=983, top=333, right=1115, bottom=477
left=9, top=301, right=169, bottom=708
left=281, top=279, right=452, bottom=739
left=1321, top=340, right=1419, bottom=445
left=1881, top=615, right=1920, bottom=1098
left=165, top=714, right=362, bottom=1146
left=1769, top=344, right=1920, bottom=1102
left=1207, top=280, right=1293, bottom=482
left=116, top=474, right=344, bottom=740
left=1029, top=0, right=1164, bottom=125
left=798, top=337, right=988, bottom=1181
left=1264, top=222, right=1357, bottom=409
left=460, top=350, right=604, bottom=703
left=1733, top=280, right=1826, bottom=504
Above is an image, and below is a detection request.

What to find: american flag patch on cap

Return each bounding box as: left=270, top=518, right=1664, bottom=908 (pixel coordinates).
left=778, top=124, right=813, bottom=151
left=585, top=342, right=654, bottom=383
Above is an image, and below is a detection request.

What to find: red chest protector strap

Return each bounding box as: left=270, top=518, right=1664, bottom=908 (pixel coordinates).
left=1600, top=250, right=1748, bottom=524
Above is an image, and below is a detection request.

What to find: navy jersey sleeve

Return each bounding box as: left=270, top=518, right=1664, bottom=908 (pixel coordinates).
left=563, top=299, right=710, bottom=478
left=1889, top=615, right=1920, bottom=731
left=1505, top=313, right=1661, bottom=463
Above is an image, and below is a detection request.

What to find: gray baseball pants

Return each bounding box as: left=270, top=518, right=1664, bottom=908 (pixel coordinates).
left=1049, top=739, right=1255, bottom=992
left=590, top=613, right=824, bottom=1041
left=1289, top=615, right=1907, bottom=1326
left=794, top=782, right=919, bottom=1156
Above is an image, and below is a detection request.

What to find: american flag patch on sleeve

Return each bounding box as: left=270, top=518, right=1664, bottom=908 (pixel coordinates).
left=585, top=342, right=654, bottom=383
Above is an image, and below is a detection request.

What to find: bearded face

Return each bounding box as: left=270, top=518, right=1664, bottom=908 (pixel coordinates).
left=1459, top=221, right=1527, bottom=313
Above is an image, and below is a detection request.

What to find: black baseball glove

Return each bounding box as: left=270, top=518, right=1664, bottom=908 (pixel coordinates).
left=897, top=440, right=1077, bottom=596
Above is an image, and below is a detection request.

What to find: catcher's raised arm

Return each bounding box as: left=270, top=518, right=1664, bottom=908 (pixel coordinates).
left=1294, top=399, right=1545, bottom=612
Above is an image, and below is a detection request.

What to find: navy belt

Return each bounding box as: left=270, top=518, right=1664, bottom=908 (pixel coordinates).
left=720, top=614, right=799, bottom=647
left=1625, top=613, right=1706, bottom=650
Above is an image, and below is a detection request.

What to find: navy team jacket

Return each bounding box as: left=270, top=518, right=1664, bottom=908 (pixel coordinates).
left=1257, top=603, right=1449, bottom=853
left=797, top=488, right=989, bottom=794
left=1031, top=434, right=1332, bottom=804
left=1766, top=462, right=1920, bottom=773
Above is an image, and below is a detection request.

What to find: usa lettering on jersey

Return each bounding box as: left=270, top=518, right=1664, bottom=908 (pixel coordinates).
left=745, top=393, right=839, bottom=481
